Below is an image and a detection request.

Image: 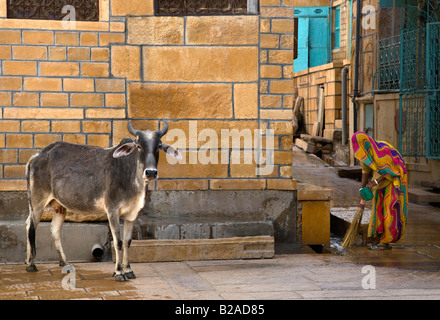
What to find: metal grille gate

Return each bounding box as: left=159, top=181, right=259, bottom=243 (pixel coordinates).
left=399, top=27, right=427, bottom=157
left=426, top=22, right=440, bottom=158
left=399, top=2, right=440, bottom=159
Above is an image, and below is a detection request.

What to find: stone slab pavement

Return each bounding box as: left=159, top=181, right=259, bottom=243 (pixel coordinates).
left=1, top=249, right=440, bottom=301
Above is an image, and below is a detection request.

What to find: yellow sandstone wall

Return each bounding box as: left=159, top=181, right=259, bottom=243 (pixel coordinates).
left=259, top=0, right=295, bottom=180
left=0, top=0, right=296, bottom=192
left=293, top=62, right=345, bottom=135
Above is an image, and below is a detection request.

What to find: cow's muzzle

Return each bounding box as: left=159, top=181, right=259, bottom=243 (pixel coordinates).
left=144, top=168, right=158, bottom=180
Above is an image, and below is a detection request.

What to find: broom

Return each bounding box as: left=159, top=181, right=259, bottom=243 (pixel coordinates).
left=341, top=199, right=366, bottom=249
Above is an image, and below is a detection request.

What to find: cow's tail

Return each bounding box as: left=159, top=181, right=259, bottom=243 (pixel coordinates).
left=26, top=152, right=40, bottom=256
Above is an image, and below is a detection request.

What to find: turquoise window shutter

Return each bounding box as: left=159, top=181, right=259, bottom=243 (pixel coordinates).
left=309, top=13, right=330, bottom=68
left=334, top=5, right=340, bottom=49
left=380, top=0, right=417, bottom=7
left=294, top=7, right=330, bottom=73
left=294, top=17, right=309, bottom=73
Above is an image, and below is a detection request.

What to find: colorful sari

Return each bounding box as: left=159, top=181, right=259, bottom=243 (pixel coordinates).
left=351, top=132, right=408, bottom=244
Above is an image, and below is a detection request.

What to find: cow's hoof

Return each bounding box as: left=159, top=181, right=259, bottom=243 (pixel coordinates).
left=125, top=271, right=136, bottom=279
left=114, top=273, right=127, bottom=282
left=26, top=264, right=38, bottom=272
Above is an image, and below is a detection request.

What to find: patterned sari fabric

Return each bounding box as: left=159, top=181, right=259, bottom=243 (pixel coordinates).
left=351, top=132, right=408, bottom=244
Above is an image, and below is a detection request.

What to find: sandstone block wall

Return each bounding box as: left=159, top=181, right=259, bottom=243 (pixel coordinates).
left=293, top=62, right=345, bottom=135
left=0, top=0, right=296, bottom=192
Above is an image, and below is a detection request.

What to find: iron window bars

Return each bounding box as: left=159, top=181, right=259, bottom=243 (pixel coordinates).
left=7, top=0, right=99, bottom=21
left=155, top=0, right=258, bottom=15
left=376, top=35, right=401, bottom=91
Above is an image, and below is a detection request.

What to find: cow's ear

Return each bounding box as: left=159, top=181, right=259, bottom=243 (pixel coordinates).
left=113, top=142, right=137, bottom=158
left=159, top=143, right=182, bottom=161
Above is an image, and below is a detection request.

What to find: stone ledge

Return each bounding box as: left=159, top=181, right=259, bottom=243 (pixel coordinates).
left=408, top=188, right=440, bottom=203
left=297, top=182, right=332, bottom=201
left=0, top=178, right=297, bottom=192
left=293, top=61, right=344, bottom=78
left=114, top=236, right=274, bottom=263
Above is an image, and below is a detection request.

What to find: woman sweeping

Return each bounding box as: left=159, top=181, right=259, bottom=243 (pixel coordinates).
left=351, top=132, right=408, bottom=250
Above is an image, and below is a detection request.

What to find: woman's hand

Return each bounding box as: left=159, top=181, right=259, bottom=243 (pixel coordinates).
left=367, top=180, right=378, bottom=190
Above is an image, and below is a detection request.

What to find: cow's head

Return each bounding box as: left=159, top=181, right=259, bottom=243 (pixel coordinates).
left=112, top=121, right=181, bottom=181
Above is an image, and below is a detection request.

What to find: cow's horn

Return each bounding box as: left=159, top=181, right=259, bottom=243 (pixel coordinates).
left=127, top=120, right=138, bottom=136
left=159, top=121, right=168, bottom=137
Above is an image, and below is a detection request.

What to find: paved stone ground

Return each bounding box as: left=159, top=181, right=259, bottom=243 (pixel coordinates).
left=292, top=146, right=363, bottom=208
left=1, top=250, right=440, bottom=300
left=1, top=147, right=440, bottom=301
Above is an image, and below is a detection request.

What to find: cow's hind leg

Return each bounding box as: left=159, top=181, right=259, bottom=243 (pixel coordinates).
left=108, top=212, right=126, bottom=281
left=25, top=200, right=46, bottom=272
left=50, top=201, right=68, bottom=267
left=122, top=219, right=136, bottom=279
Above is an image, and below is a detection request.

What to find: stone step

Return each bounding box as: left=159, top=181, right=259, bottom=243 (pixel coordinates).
left=408, top=188, right=440, bottom=203
left=134, top=216, right=274, bottom=240
left=337, top=166, right=362, bottom=180
left=113, top=236, right=275, bottom=263
left=420, top=180, right=440, bottom=190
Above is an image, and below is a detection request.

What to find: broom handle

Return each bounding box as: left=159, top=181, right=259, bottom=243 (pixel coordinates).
left=359, top=198, right=365, bottom=208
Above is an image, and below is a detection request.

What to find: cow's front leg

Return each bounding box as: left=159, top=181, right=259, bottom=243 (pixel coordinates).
left=122, top=219, right=136, bottom=279
left=108, top=213, right=126, bottom=282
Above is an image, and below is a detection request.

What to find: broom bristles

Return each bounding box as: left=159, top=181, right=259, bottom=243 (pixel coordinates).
left=341, top=200, right=366, bottom=249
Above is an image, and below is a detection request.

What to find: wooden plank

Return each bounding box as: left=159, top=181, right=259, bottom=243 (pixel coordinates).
left=311, top=122, right=319, bottom=136
left=300, top=134, right=332, bottom=144
left=317, top=86, right=325, bottom=136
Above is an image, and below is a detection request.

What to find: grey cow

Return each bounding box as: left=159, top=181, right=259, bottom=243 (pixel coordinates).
left=25, top=121, right=181, bottom=281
